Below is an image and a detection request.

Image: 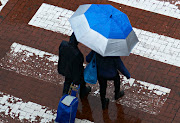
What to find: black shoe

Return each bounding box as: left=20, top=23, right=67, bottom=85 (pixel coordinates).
left=85, top=86, right=91, bottom=94
left=80, top=86, right=91, bottom=99
left=115, top=91, right=124, bottom=100
left=102, top=98, right=109, bottom=110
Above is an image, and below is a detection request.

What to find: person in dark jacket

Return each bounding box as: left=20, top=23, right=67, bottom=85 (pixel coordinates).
left=86, top=51, right=130, bottom=110
left=58, top=33, right=91, bottom=98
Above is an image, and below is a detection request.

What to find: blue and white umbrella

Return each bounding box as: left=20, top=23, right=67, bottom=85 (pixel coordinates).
left=69, top=4, right=139, bottom=56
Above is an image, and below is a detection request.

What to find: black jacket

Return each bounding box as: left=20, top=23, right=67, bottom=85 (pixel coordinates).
left=58, top=33, right=84, bottom=84
left=86, top=51, right=130, bottom=79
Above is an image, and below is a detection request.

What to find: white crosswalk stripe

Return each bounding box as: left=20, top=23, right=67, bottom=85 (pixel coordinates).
left=0, top=42, right=171, bottom=115
left=28, top=3, right=180, bottom=67
left=0, top=91, right=94, bottom=123
left=0, top=0, right=8, bottom=12
left=0, top=0, right=179, bottom=122
left=109, top=0, right=180, bottom=19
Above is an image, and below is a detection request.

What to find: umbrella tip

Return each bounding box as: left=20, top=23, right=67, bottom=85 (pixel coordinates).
left=110, top=15, right=112, bottom=18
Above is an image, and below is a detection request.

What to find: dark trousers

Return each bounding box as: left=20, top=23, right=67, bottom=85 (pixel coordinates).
left=63, top=77, right=86, bottom=96
left=98, top=73, right=120, bottom=100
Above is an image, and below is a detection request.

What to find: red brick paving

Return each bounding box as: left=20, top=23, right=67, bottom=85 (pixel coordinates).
left=0, top=0, right=180, bottom=122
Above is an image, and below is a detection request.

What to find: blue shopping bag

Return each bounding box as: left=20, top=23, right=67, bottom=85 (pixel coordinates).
left=84, top=54, right=97, bottom=84
left=55, top=84, right=79, bottom=123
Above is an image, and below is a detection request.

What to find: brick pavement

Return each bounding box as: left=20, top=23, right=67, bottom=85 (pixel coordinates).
left=0, top=42, right=172, bottom=116
left=0, top=0, right=180, bottom=123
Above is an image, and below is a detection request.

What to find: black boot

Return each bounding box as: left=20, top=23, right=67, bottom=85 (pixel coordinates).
left=101, top=98, right=109, bottom=110
left=62, top=83, right=71, bottom=96
left=115, top=90, right=124, bottom=100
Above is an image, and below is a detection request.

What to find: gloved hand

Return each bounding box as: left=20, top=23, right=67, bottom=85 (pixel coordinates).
left=126, top=76, right=130, bottom=79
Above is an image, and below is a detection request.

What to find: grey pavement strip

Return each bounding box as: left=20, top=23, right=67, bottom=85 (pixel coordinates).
left=0, top=42, right=171, bottom=115
left=28, top=3, right=180, bottom=67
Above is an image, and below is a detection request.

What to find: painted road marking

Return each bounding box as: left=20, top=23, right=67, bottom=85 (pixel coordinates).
left=28, top=3, right=180, bottom=67
left=91, top=76, right=171, bottom=114
left=0, top=42, right=63, bottom=84
left=0, top=91, right=94, bottom=123
left=109, top=0, right=180, bottom=19
left=0, top=0, right=8, bottom=12
left=0, top=42, right=171, bottom=114
left=28, top=3, right=73, bottom=36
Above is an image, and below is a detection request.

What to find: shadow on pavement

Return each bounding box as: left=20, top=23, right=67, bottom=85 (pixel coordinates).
left=77, top=96, right=94, bottom=122
left=102, top=103, right=141, bottom=123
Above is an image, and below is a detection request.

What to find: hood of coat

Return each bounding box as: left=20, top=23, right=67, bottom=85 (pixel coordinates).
left=69, top=32, right=78, bottom=46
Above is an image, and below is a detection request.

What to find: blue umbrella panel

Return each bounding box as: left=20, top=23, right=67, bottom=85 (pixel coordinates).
left=69, top=4, right=139, bottom=56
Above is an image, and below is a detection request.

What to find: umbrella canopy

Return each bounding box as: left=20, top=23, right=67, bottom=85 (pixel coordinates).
left=69, top=4, right=139, bottom=56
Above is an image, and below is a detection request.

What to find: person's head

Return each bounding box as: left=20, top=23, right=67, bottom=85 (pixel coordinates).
left=69, top=32, right=78, bottom=46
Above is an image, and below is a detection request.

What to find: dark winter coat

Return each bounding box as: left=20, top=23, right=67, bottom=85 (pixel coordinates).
left=58, top=33, right=84, bottom=84
left=86, top=51, right=130, bottom=79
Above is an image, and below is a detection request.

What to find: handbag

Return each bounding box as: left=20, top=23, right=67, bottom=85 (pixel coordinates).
left=55, top=84, right=80, bottom=123
left=84, top=54, right=97, bottom=84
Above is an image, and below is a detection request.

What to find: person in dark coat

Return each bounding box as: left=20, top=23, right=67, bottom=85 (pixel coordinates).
left=86, top=51, right=130, bottom=110
left=58, top=32, right=91, bottom=98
